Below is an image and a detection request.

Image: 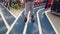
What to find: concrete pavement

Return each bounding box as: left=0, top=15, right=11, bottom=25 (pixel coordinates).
left=45, top=11, right=60, bottom=34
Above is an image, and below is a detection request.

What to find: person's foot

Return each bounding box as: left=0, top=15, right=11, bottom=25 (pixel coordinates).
left=24, top=17, right=27, bottom=22
left=31, top=15, right=34, bottom=22
left=31, top=19, right=34, bottom=22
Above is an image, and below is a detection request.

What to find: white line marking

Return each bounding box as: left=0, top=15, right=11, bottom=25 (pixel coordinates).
left=6, top=5, right=43, bottom=34
left=23, top=11, right=30, bottom=34
left=45, top=10, right=59, bottom=34
left=34, top=5, right=45, bottom=9
left=0, top=12, right=10, bottom=29
left=23, top=6, right=45, bottom=34
left=37, top=8, right=45, bottom=34
left=6, top=9, right=25, bottom=34
left=0, top=4, right=45, bottom=34
left=0, top=3, right=43, bottom=34
left=6, top=9, right=17, bottom=18
left=0, top=2, right=45, bottom=18
left=2, top=5, right=17, bottom=18
left=0, top=3, right=21, bottom=18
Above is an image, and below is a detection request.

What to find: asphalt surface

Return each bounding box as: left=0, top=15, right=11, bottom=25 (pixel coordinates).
left=0, top=3, right=56, bottom=34
left=10, top=5, right=45, bottom=34
left=0, top=16, right=7, bottom=34
left=26, top=5, right=45, bottom=34
left=0, top=4, right=15, bottom=26
left=38, top=9, right=56, bottom=34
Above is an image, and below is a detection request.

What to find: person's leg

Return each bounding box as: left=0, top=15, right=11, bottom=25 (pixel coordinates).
left=24, top=2, right=30, bottom=22
left=30, top=2, right=34, bottom=22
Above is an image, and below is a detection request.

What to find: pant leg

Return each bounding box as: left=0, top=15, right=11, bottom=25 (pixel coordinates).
left=29, top=2, right=34, bottom=16
left=25, top=2, right=30, bottom=17
left=24, top=2, right=34, bottom=17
